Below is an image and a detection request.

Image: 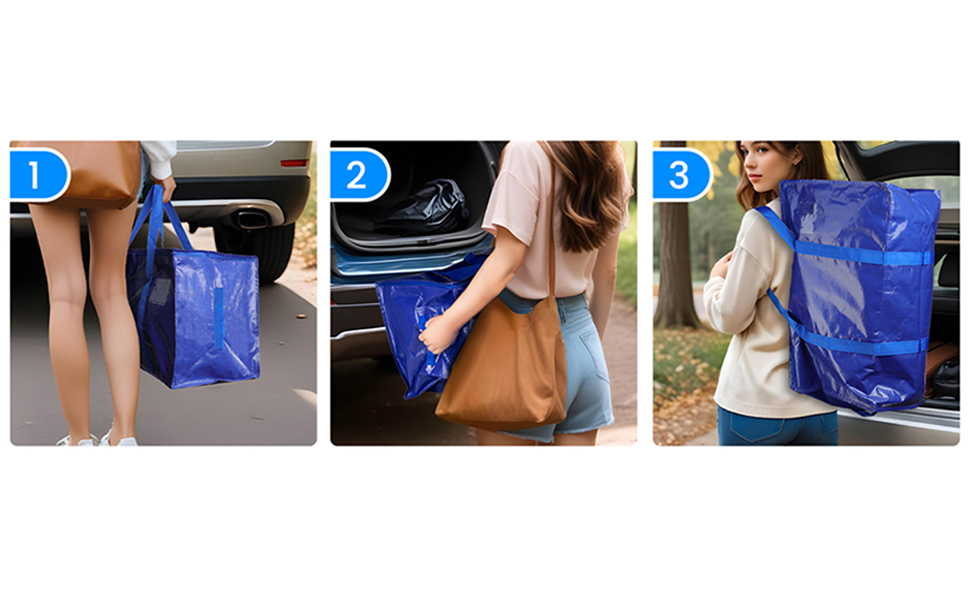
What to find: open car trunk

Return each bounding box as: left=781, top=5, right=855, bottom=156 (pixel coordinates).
left=925, top=235, right=959, bottom=410
left=331, top=141, right=504, bottom=254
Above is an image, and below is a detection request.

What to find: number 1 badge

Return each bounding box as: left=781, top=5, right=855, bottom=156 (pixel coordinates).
left=9, top=147, right=72, bottom=203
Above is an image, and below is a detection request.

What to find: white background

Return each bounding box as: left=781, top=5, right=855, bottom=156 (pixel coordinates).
left=1, top=1, right=967, bottom=598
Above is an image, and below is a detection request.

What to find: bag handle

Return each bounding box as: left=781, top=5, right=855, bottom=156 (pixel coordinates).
left=129, top=184, right=194, bottom=253
left=130, top=184, right=196, bottom=350
left=544, top=146, right=557, bottom=299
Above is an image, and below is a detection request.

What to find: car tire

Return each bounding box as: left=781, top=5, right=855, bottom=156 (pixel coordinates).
left=214, top=223, right=295, bottom=284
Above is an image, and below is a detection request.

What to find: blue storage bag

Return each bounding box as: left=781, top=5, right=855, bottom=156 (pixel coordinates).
left=126, top=185, right=260, bottom=389
left=756, top=180, right=941, bottom=415
left=375, top=252, right=488, bottom=399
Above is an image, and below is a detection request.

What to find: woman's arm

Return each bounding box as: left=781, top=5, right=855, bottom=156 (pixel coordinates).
left=703, top=246, right=768, bottom=335
left=140, top=141, right=178, bottom=203
left=419, top=226, right=527, bottom=355
left=703, top=209, right=774, bottom=335
left=589, top=231, right=620, bottom=341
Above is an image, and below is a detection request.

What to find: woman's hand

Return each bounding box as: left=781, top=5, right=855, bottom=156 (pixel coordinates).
left=153, top=175, right=177, bottom=203
left=419, top=314, right=460, bottom=355
left=417, top=226, right=526, bottom=355
left=711, top=251, right=734, bottom=280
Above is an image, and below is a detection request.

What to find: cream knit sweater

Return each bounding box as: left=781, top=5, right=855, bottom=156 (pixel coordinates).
left=703, top=199, right=835, bottom=418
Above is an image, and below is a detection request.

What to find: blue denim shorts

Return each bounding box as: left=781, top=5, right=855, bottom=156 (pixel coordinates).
left=496, top=289, right=614, bottom=443
left=137, top=148, right=150, bottom=201
left=717, top=405, right=838, bottom=446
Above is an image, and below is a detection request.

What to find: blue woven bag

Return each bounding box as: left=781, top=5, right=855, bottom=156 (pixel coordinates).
left=375, top=252, right=488, bottom=399
left=126, top=185, right=260, bottom=389
left=756, top=180, right=941, bottom=415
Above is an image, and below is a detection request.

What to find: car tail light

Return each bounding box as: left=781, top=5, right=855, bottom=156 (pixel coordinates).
left=281, top=159, right=308, bottom=167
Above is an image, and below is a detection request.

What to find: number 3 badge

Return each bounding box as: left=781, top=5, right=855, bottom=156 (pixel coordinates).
left=652, top=147, right=714, bottom=202
left=330, top=148, right=391, bottom=202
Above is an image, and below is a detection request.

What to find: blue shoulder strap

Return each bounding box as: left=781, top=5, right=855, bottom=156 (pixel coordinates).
left=754, top=206, right=929, bottom=357
left=764, top=289, right=928, bottom=356
left=754, top=206, right=933, bottom=266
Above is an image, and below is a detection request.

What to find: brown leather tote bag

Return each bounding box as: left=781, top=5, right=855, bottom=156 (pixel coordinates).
left=11, top=141, right=142, bottom=210
left=435, top=170, right=567, bottom=431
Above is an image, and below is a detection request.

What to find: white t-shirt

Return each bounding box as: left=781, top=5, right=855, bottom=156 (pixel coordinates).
left=481, top=141, right=632, bottom=299
left=703, top=199, right=835, bottom=418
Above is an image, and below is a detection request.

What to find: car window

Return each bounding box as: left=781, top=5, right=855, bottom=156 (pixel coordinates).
left=933, top=255, right=957, bottom=289
left=888, top=175, right=960, bottom=210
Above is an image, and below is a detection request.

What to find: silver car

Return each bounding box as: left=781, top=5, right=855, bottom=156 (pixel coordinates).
left=11, top=140, right=312, bottom=284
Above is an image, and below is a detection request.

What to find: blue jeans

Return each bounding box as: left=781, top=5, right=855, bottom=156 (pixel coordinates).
left=717, top=405, right=839, bottom=446
left=495, top=289, right=614, bottom=443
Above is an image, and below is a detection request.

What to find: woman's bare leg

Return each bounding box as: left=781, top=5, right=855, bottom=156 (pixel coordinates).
left=87, top=203, right=140, bottom=445
left=476, top=429, right=538, bottom=446
left=551, top=430, right=598, bottom=446
left=28, top=203, right=90, bottom=445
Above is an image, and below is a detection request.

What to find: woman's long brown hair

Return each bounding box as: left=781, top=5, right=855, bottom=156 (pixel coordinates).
left=735, top=141, right=829, bottom=210
left=536, top=141, right=628, bottom=253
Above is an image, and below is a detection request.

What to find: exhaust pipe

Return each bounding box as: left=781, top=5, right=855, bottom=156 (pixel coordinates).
left=234, top=210, right=271, bottom=230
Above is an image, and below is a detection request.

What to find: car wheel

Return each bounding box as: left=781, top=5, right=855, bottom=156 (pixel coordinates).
left=214, top=223, right=295, bottom=284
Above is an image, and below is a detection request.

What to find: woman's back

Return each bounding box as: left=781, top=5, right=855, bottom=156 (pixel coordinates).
left=482, top=141, right=632, bottom=299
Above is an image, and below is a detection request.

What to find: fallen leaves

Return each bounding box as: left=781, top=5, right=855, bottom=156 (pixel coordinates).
left=293, top=221, right=317, bottom=269
left=653, top=381, right=719, bottom=446
left=653, top=326, right=730, bottom=445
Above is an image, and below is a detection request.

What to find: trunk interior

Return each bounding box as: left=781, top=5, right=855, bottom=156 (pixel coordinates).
left=331, top=141, right=503, bottom=254
left=926, top=240, right=959, bottom=409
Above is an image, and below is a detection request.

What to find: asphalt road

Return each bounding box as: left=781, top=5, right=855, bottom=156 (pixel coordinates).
left=10, top=227, right=317, bottom=446
left=331, top=296, right=638, bottom=446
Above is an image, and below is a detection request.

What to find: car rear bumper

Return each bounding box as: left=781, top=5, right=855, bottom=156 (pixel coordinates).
left=331, top=283, right=391, bottom=360
left=837, top=406, right=960, bottom=445
left=173, top=175, right=310, bottom=226
left=11, top=174, right=310, bottom=229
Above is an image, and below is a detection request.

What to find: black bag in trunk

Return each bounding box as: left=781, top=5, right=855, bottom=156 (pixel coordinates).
left=933, top=357, right=960, bottom=401
left=374, top=178, right=469, bottom=236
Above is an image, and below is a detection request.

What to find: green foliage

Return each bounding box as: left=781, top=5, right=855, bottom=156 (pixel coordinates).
left=615, top=202, right=637, bottom=306
left=620, top=141, right=637, bottom=176
left=295, top=147, right=317, bottom=260
left=653, top=327, right=731, bottom=407
left=653, top=141, right=848, bottom=282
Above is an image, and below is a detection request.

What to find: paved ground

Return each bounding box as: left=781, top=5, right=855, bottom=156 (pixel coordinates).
left=331, top=296, right=638, bottom=446
left=10, top=226, right=318, bottom=446
left=686, top=429, right=718, bottom=445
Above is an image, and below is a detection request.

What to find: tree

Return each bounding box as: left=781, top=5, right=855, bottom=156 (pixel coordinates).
left=654, top=141, right=702, bottom=329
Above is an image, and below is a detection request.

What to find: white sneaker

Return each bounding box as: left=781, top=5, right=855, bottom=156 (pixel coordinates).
left=99, top=428, right=138, bottom=447
left=56, top=434, right=98, bottom=446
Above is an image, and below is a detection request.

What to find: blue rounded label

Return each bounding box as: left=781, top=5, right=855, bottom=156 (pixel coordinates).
left=652, top=148, right=714, bottom=202
left=330, top=148, right=391, bottom=201
left=10, top=148, right=71, bottom=202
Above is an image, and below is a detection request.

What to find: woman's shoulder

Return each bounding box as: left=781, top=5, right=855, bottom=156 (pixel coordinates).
left=501, top=141, right=545, bottom=168
left=504, top=140, right=543, bottom=153
left=737, top=199, right=782, bottom=246
left=497, top=141, right=549, bottom=194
